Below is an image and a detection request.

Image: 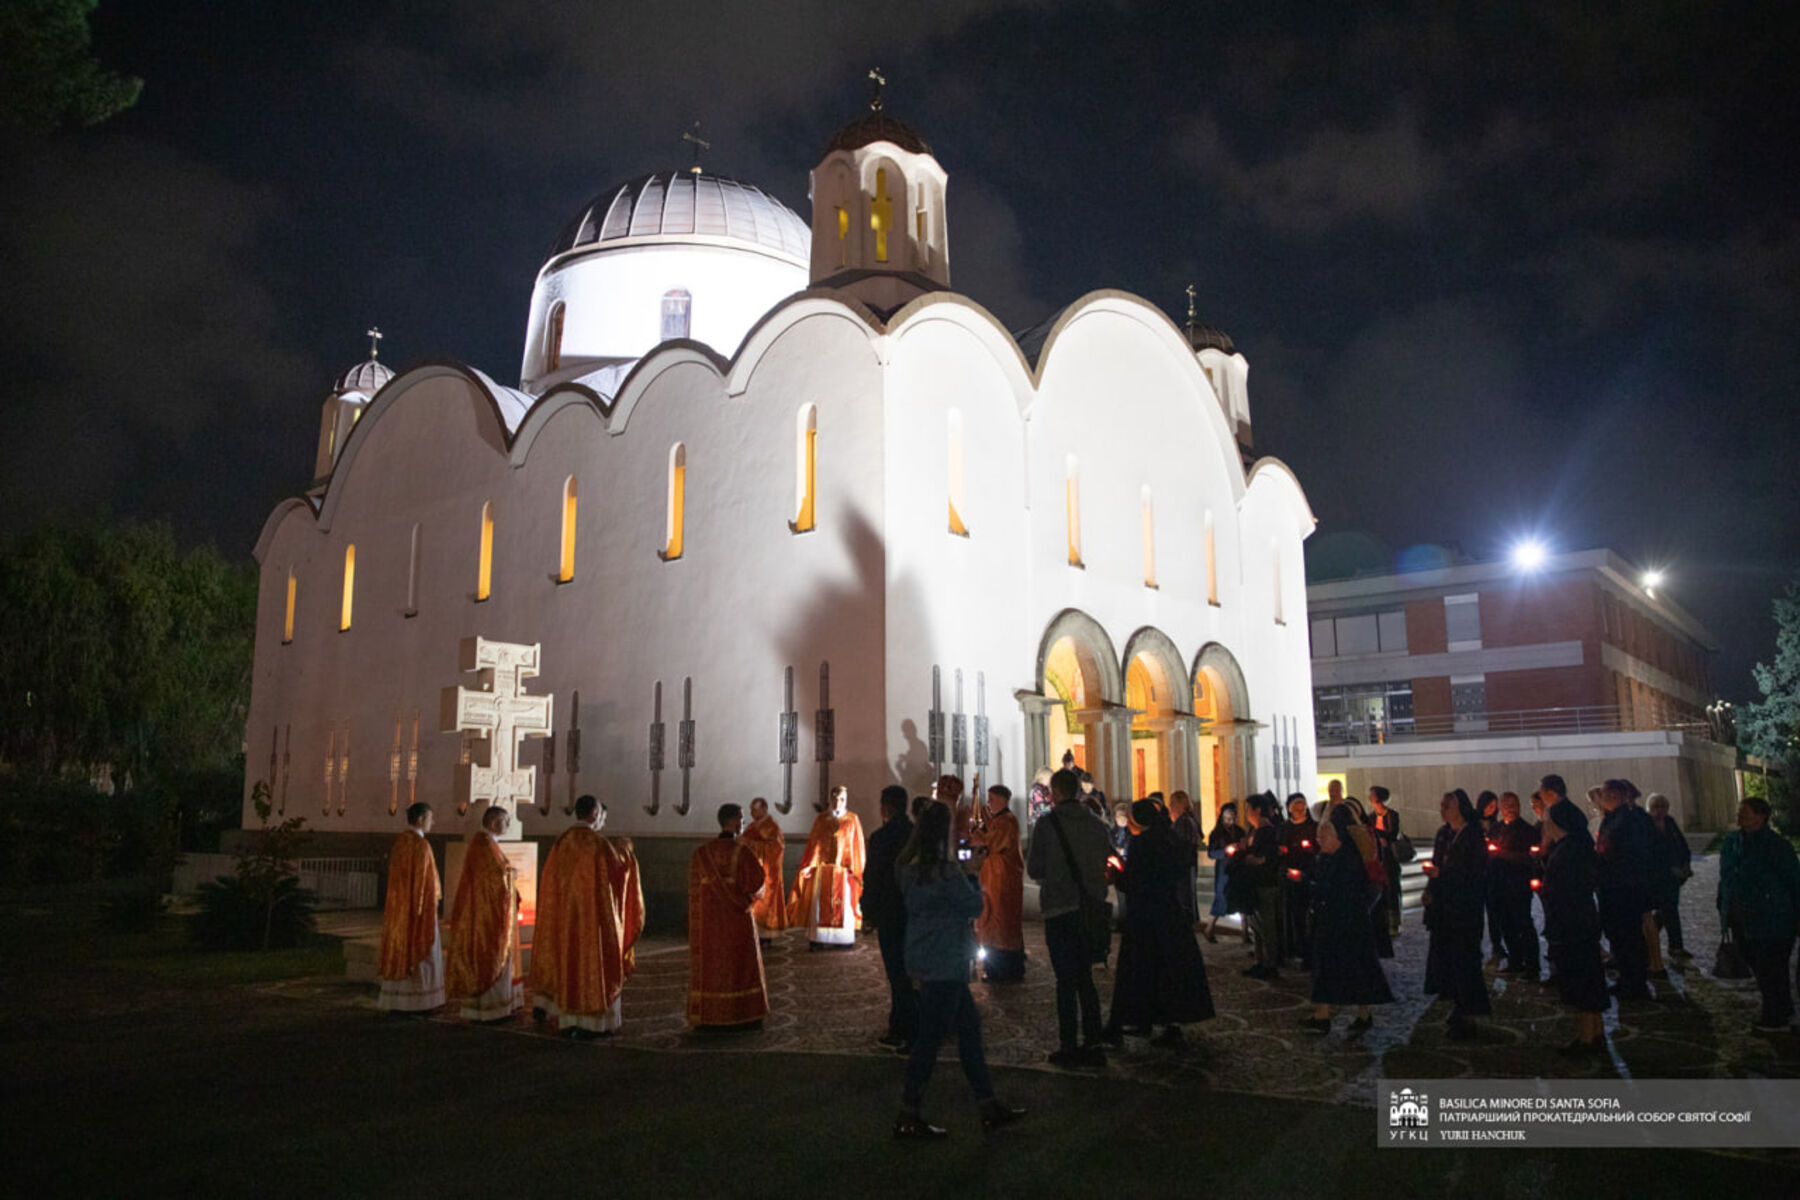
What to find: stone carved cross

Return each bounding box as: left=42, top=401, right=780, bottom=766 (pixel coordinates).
left=438, top=636, right=553, bottom=840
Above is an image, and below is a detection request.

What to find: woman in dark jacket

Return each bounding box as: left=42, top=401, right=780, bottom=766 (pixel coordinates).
left=1302, top=806, right=1394, bottom=1034
left=1236, top=794, right=1284, bottom=980
left=1538, top=796, right=1609, bottom=1054
left=893, top=803, right=1026, bottom=1138
left=1204, top=802, right=1246, bottom=942
left=1103, top=800, right=1215, bottom=1046
left=1423, top=788, right=1491, bottom=1040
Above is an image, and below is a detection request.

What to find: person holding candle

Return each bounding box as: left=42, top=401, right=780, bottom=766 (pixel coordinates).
left=1538, top=795, right=1609, bottom=1054
left=1422, top=788, right=1490, bottom=1040
left=1203, top=801, right=1245, bottom=942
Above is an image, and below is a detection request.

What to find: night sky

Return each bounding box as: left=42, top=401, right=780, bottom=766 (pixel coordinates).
left=3, top=1, right=1796, bottom=697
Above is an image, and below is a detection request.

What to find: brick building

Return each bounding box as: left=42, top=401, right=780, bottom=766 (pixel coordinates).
left=1308, top=549, right=1738, bottom=831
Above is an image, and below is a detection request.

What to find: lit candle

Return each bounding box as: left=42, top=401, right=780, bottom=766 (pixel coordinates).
left=1529, top=878, right=1542, bottom=891
left=1301, top=840, right=1312, bottom=850
left=1487, top=842, right=1498, bottom=853
left=1287, top=867, right=1302, bottom=880
left=1530, top=845, right=1542, bottom=855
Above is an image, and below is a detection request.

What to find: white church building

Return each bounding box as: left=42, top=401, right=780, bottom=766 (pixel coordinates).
left=245, top=99, right=1319, bottom=892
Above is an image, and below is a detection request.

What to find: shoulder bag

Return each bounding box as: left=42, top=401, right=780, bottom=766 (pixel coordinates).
left=1048, top=808, right=1112, bottom=964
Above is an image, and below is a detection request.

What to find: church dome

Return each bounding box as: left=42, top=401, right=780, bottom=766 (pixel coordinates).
left=1185, top=322, right=1236, bottom=355
left=824, top=111, right=932, bottom=157
left=334, top=358, right=394, bottom=395
left=547, top=171, right=809, bottom=263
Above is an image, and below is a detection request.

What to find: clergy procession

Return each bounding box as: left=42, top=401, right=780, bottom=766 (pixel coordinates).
left=375, top=765, right=1787, bottom=1139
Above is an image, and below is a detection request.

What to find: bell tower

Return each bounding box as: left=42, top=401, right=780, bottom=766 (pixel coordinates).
left=809, top=70, right=949, bottom=310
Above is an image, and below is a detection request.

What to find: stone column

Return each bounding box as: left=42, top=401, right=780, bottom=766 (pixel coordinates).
left=1015, top=690, right=1060, bottom=784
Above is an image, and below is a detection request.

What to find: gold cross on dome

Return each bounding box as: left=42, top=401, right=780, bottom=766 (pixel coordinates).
left=366, top=326, right=383, bottom=359
left=869, top=67, right=886, bottom=112
left=1185, top=285, right=1197, bottom=324
left=682, top=122, right=710, bottom=175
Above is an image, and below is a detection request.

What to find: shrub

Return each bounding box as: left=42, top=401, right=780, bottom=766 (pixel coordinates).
left=104, top=879, right=167, bottom=933
left=192, top=874, right=315, bottom=950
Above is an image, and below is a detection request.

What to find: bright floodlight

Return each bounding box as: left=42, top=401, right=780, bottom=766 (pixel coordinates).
left=1643, top=569, right=1664, bottom=592
left=1511, top=540, right=1547, bottom=571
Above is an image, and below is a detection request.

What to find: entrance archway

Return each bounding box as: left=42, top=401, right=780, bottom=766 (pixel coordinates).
left=1028, top=609, right=1125, bottom=800
left=1192, top=642, right=1253, bottom=822
left=1122, top=627, right=1190, bottom=800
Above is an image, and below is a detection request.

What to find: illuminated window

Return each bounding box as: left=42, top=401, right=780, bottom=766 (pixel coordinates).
left=915, top=206, right=927, bottom=267
left=1205, top=511, right=1219, bottom=605
left=405, top=524, right=420, bottom=615
left=1141, top=486, right=1156, bottom=587
left=871, top=167, right=892, bottom=263
left=476, top=501, right=494, bottom=602
left=339, top=546, right=355, bottom=631
left=1065, top=455, right=1082, bottom=567
left=836, top=204, right=849, bottom=265
left=558, top=477, right=578, bottom=582
left=947, top=409, right=968, bottom=536
left=660, top=289, right=691, bottom=341
left=545, top=302, right=566, bottom=373
left=1273, top=542, right=1285, bottom=625
left=661, top=444, right=686, bottom=561
left=791, top=406, right=817, bottom=533
left=283, top=569, right=296, bottom=644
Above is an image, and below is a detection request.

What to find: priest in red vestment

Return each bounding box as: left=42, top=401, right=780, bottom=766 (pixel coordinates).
left=742, top=796, right=789, bottom=940
left=446, top=806, right=522, bottom=1022
left=687, top=803, right=770, bottom=1028
left=378, top=802, right=444, bottom=1013
left=787, top=785, right=866, bottom=948
left=971, top=784, right=1027, bottom=981
left=536, top=794, right=645, bottom=1038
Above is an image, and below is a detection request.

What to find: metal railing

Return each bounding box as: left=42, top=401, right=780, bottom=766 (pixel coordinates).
left=1317, top=704, right=1715, bottom=747
left=172, top=853, right=383, bottom=909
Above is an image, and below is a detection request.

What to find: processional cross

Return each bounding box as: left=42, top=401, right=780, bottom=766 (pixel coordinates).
left=439, top=636, right=553, bottom=838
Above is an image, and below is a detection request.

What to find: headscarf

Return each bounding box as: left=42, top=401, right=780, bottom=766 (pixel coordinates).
left=1208, top=803, right=1241, bottom=851
left=1546, top=797, right=1590, bottom=842
left=1328, top=799, right=1380, bottom=873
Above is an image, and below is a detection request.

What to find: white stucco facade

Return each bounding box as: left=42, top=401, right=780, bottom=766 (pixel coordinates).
left=246, top=113, right=1317, bottom=849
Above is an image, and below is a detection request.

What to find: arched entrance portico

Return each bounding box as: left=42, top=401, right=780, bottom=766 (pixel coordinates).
left=1025, top=609, right=1130, bottom=803
left=1192, top=643, right=1255, bottom=821
left=1122, top=627, right=1197, bottom=801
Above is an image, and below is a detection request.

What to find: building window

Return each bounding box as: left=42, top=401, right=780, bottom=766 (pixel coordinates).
left=1205, top=511, right=1218, bottom=605
left=947, top=409, right=968, bottom=536
left=1310, top=611, right=1408, bottom=659
left=405, top=524, right=420, bottom=616
left=545, top=302, right=566, bottom=373
left=476, top=501, right=494, bottom=602
left=1444, top=593, right=1481, bottom=649
left=558, top=477, right=578, bottom=583
left=1141, top=486, right=1156, bottom=587
left=791, top=406, right=817, bottom=533
left=661, top=443, right=686, bottom=561
left=871, top=167, right=892, bottom=262
left=339, top=546, right=355, bottom=631
left=283, top=569, right=297, bottom=644
left=660, top=289, right=691, bottom=341
left=1451, top=676, right=1488, bottom=732
left=1065, top=455, right=1082, bottom=567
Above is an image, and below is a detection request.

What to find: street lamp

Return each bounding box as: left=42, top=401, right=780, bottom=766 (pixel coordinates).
left=1643, top=569, right=1664, bottom=597
left=1511, top=540, right=1547, bottom=571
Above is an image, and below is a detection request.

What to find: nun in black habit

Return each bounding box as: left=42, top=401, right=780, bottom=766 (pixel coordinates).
left=1101, top=799, right=1215, bottom=1047
left=1423, top=788, right=1492, bottom=1040
left=1539, top=797, right=1610, bottom=1054
left=1300, top=805, right=1395, bottom=1034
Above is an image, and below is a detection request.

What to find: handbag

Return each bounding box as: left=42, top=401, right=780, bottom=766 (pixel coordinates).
left=1712, top=927, right=1751, bottom=980
left=1392, top=832, right=1416, bottom=864
left=1048, top=807, right=1112, bottom=964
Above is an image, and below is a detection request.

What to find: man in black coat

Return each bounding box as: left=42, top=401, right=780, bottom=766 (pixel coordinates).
left=1490, top=792, right=1541, bottom=979
left=1594, top=778, right=1656, bottom=1000
left=864, top=785, right=917, bottom=1048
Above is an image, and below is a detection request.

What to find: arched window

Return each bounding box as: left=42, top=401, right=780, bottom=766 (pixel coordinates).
left=661, top=444, right=686, bottom=561
left=558, top=477, right=578, bottom=582
left=476, top=501, right=494, bottom=602
left=1065, top=454, right=1083, bottom=567
left=1272, top=540, right=1285, bottom=625
left=660, top=289, right=691, bottom=341
left=1141, top=485, right=1156, bottom=588
left=283, top=569, right=297, bottom=644
left=405, top=524, right=420, bottom=616
left=545, top=302, right=566, bottom=373
left=947, top=408, right=968, bottom=536
left=339, top=546, right=355, bottom=631
left=1205, top=511, right=1219, bottom=605
left=871, top=167, right=893, bottom=262
left=791, top=406, right=817, bottom=533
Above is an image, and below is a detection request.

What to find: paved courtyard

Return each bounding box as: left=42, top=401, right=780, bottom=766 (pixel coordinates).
left=292, top=854, right=1800, bottom=1109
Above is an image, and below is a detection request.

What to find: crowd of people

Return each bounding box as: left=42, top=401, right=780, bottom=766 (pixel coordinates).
left=371, top=763, right=1800, bottom=1138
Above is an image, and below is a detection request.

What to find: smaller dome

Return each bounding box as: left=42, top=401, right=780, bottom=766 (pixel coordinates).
left=825, top=111, right=932, bottom=157
left=1185, top=321, right=1236, bottom=355
left=335, top=358, right=394, bottom=395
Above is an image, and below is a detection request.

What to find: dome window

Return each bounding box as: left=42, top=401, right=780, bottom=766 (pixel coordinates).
left=660, top=289, right=692, bottom=341
left=871, top=167, right=894, bottom=262
left=545, top=302, right=566, bottom=373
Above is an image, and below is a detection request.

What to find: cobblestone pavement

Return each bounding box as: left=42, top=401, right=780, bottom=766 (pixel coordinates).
left=292, top=854, right=1799, bottom=1109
